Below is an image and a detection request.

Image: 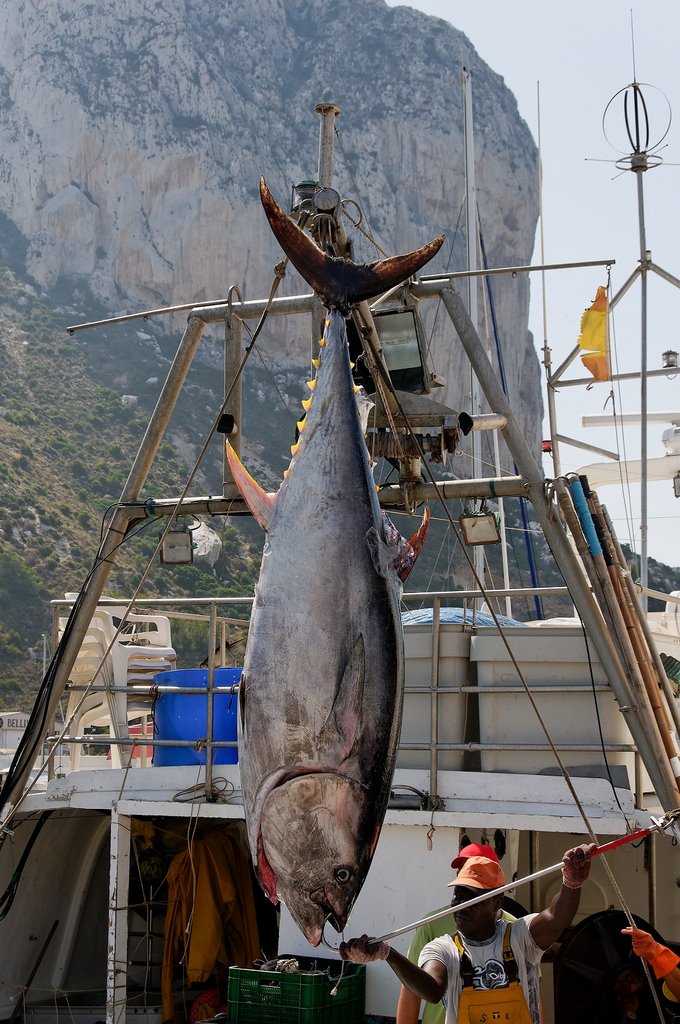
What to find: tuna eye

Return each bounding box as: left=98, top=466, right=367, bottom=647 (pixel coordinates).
left=334, top=866, right=352, bottom=884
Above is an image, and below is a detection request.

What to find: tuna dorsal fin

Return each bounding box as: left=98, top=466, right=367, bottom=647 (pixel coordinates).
left=226, top=440, right=275, bottom=532
left=260, top=177, right=444, bottom=310
left=382, top=506, right=431, bottom=583
left=319, top=634, right=365, bottom=761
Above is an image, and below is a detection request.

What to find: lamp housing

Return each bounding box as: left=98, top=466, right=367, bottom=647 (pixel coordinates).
left=372, top=304, right=430, bottom=394
left=459, top=512, right=501, bottom=546
left=160, top=525, right=194, bottom=565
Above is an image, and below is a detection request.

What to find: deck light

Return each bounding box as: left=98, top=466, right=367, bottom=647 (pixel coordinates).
left=663, top=349, right=678, bottom=369
left=160, top=523, right=194, bottom=565
left=290, top=180, right=319, bottom=215
left=459, top=510, right=501, bottom=545
left=372, top=304, right=431, bottom=394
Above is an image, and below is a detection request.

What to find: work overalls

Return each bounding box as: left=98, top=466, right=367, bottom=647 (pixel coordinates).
left=453, top=925, right=533, bottom=1024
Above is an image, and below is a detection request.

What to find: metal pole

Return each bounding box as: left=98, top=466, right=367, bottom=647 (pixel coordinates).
left=439, top=284, right=680, bottom=811
left=647, top=832, right=657, bottom=929
left=63, top=260, right=614, bottom=335
left=602, top=504, right=680, bottom=738
left=205, top=602, right=217, bottom=800
left=223, top=292, right=243, bottom=494
left=1, top=314, right=207, bottom=815
left=315, top=102, right=341, bottom=187
left=462, top=70, right=484, bottom=596
left=373, top=821, right=675, bottom=943
left=530, top=831, right=540, bottom=913
left=107, top=806, right=131, bottom=1024
left=430, top=597, right=441, bottom=798
left=633, top=158, right=650, bottom=609
left=536, top=83, right=562, bottom=478
left=368, top=823, right=671, bottom=942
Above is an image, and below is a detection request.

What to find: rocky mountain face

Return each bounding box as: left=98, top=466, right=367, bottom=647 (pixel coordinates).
left=0, top=0, right=542, bottom=455
left=0, top=0, right=554, bottom=705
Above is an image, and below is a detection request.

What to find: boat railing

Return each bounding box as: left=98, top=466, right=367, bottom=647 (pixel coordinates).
left=47, top=587, right=666, bottom=809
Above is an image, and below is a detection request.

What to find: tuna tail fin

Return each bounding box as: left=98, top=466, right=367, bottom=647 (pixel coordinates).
left=260, top=177, right=444, bottom=310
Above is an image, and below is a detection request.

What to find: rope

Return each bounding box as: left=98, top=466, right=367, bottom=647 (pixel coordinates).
left=334, top=126, right=390, bottom=259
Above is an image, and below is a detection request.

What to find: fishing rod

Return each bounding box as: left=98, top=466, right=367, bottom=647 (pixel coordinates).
left=320, top=810, right=680, bottom=950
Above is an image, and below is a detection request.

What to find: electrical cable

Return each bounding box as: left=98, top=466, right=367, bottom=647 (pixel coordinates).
left=0, top=812, right=49, bottom=920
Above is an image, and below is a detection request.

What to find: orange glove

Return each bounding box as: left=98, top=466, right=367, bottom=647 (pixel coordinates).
left=621, top=927, right=680, bottom=979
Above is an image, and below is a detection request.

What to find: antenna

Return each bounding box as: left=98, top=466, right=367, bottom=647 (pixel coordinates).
left=601, top=76, right=677, bottom=609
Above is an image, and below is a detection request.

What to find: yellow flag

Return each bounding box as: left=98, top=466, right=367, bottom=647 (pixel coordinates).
left=577, top=285, right=609, bottom=382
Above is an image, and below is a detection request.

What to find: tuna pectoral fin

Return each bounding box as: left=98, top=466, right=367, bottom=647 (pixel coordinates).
left=388, top=505, right=431, bottom=583
left=319, top=635, right=365, bottom=760
left=226, top=440, right=275, bottom=532
left=260, top=177, right=444, bottom=309
left=366, top=506, right=430, bottom=583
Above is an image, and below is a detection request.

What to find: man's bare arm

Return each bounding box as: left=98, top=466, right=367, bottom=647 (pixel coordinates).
left=530, top=844, right=596, bottom=949
left=396, top=984, right=422, bottom=1024
left=339, top=936, right=447, bottom=1004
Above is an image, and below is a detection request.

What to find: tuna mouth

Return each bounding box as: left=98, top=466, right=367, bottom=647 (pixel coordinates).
left=309, top=888, right=344, bottom=933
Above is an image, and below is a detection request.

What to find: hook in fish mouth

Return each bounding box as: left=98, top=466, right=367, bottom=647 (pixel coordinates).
left=311, top=897, right=341, bottom=934
left=320, top=921, right=342, bottom=953
left=309, top=888, right=343, bottom=933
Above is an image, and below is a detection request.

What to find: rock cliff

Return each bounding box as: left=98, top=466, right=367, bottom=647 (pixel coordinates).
left=0, top=0, right=542, bottom=455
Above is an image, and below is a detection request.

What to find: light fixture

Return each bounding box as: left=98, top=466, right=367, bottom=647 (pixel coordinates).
left=459, top=511, right=501, bottom=546
left=160, top=524, right=194, bottom=565
left=216, top=413, right=238, bottom=436
left=662, top=349, right=678, bottom=369
left=372, top=304, right=430, bottom=394
left=290, top=180, right=319, bottom=215
left=674, top=474, right=680, bottom=499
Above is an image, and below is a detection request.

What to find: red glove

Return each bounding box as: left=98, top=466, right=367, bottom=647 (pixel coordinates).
left=561, top=843, right=597, bottom=889
left=339, top=934, right=390, bottom=964
left=621, top=927, right=680, bottom=979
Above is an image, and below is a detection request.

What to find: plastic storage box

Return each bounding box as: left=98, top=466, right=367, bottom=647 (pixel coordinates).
left=227, top=956, right=365, bottom=1024
left=400, top=620, right=471, bottom=771
left=153, top=667, right=240, bottom=767
left=471, top=625, right=632, bottom=776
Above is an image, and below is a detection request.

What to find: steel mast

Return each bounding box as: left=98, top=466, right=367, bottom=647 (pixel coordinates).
left=603, top=80, right=674, bottom=609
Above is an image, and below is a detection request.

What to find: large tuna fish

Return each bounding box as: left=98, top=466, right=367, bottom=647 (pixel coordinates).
left=226, top=179, right=443, bottom=945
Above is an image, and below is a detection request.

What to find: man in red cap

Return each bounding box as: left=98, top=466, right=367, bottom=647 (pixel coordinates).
left=396, top=842, right=510, bottom=1024
left=340, top=843, right=596, bottom=1024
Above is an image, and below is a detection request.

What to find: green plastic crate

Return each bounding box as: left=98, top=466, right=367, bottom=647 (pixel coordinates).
left=228, top=955, right=366, bottom=1024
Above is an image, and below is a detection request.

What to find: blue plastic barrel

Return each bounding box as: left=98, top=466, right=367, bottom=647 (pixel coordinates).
left=152, top=668, right=240, bottom=767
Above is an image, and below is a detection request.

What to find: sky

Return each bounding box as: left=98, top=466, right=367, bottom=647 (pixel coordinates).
left=384, top=0, right=680, bottom=571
